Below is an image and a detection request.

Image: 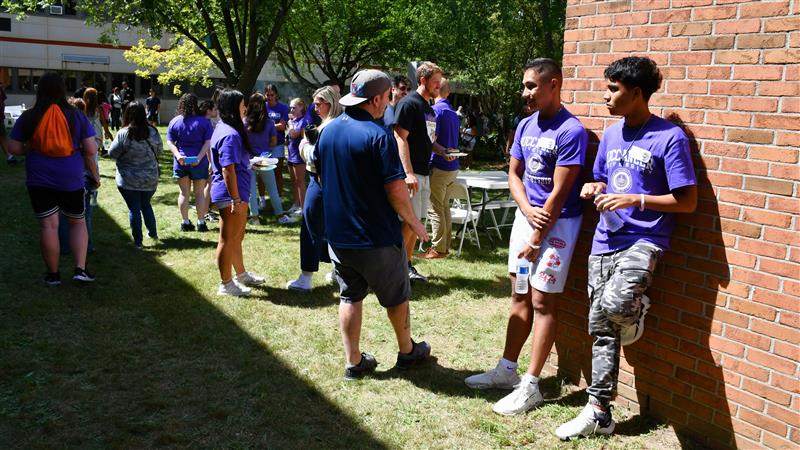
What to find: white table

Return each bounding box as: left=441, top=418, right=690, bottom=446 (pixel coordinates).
left=456, top=171, right=514, bottom=246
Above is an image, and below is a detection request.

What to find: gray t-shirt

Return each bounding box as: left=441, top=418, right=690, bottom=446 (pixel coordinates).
left=108, top=126, right=163, bottom=191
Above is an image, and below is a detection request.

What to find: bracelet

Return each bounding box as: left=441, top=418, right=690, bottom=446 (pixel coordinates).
left=526, top=241, right=541, bottom=250
left=639, top=193, right=645, bottom=212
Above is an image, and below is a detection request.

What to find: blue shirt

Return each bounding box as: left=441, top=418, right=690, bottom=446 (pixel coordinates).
left=266, top=101, right=289, bottom=145
left=430, top=99, right=460, bottom=171
left=382, top=104, right=396, bottom=127
left=317, top=107, right=405, bottom=249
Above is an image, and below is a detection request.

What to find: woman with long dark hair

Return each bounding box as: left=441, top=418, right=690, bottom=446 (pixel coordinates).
left=7, top=72, right=100, bottom=284
left=166, top=93, right=213, bottom=232
left=210, top=89, right=265, bottom=296
left=244, top=92, right=294, bottom=225
left=108, top=101, right=163, bottom=248
left=264, top=84, right=289, bottom=199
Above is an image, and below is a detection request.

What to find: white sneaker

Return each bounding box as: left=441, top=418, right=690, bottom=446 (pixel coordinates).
left=621, top=294, right=650, bottom=346
left=324, top=270, right=335, bottom=284
left=257, top=197, right=267, bottom=211
left=464, top=361, right=521, bottom=390
left=286, top=275, right=312, bottom=292
left=236, top=271, right=265, bottom=286
left=277, top=215, right=297, bottom=225
left=287, top=205, right=301, bottom=214
left=218, top=280, right=251, bottom=297
left=555, top=403, right=615, bottom=441
left=492, top=374, right=543, bottom=415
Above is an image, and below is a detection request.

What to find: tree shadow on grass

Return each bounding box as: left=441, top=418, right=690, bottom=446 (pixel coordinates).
left=0, top=176, right=388, bottom=449
left=410, top=275, right=508, bottom=301
left=253, top=284, right=340, bottom=308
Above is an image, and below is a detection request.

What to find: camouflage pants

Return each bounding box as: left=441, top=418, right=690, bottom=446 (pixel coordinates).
left=586, top=241, right=662, bottom=407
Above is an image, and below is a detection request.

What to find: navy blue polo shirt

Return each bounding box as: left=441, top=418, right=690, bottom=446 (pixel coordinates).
left=317, top=106, right=405, bottom=249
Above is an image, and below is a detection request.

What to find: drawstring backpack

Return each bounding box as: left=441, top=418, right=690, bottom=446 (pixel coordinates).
left=30, top=104, right=74, bottom=157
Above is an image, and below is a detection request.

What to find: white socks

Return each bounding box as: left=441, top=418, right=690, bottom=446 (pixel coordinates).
left=500, top=358, right=518, bottom=373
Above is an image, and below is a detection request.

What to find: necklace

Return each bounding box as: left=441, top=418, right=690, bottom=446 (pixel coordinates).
left=621, top=114, right=651, bottom=166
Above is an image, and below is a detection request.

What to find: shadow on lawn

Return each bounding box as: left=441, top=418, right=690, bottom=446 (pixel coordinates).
left=0, top=175, right=388, bottom=448
left=411, top=274, right=508, bottom=301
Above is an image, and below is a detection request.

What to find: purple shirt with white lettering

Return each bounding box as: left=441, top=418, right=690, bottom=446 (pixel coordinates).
left=430, top=99, right=460, bottom=171
left=167, top=115, right=213, bottom=171
left=287, top=115, right=309, bottom=165
left=266, top=101, right=289, bottom=145
left=510, top=107, right=587, bottom=219
left=591, top=114, right=696, bottom=255
left=209, top=122, right=252, bottom=203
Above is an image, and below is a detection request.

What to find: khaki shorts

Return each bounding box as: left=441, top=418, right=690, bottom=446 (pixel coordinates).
left=410, top=174, right=431, bottom=220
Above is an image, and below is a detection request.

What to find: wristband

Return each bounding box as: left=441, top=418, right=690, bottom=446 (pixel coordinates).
left=526, top=241, right=541, bottom=251
left=639, top=193, right=645, bottom=211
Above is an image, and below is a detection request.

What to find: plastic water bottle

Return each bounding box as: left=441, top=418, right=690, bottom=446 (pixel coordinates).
left=89, top=190, right=98, bottom=207
left=515, top=258, right=531, bottom=294
left=602, top=210, right=625, bottom=232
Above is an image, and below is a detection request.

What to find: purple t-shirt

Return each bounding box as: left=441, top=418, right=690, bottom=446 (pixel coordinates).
left=209, top=122, right=252, bottom=203
left=591, top=115, right=697, bottom=255
left=287, top=115, right=309, bottom=165
left=10, top=107, right=96, bottom=191
left=166, top=115, right=213, bottom=171
left=430, top=99, right=460, bottom=172
left=244, top=117, right=277, bottom=157
left=266, top=101, right=289, bottom=145
left=510, top=107, right=587, bottom=219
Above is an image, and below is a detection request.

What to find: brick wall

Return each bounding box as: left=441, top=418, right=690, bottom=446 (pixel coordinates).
left=546, top=1, right=799, bottom=448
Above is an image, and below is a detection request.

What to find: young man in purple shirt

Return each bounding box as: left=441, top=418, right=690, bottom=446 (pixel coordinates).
left=556, top=57, right=697, bottom=440
left=420, top=78, right=459, bottom=259
left=465, top=59, right=587, bottom=416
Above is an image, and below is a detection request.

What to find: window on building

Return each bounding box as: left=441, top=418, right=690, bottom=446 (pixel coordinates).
left=111, top=73, right=133, bottom=93
left=18, top=69, right=45, bottom=93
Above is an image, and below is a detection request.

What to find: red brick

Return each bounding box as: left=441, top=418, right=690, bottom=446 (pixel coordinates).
left=719, top=219, right=760, bottom=238
left=760, top=258, right=800, bottom=278
left=595, top=27, right=629, bottom=39
left=691, top=36, right=735, bottom=50
left=671, top=51, right=713, bottom=65
left=732, top=433, right=767, bottom=450
left=744, top=176, right=795, bottom=195
left=739, top=407, right=789, bottom=436
left=779, top=310, right=798, bottom=328
left=693, top=5, right=737, bottom=20
left=687, top=66, right=731, bottom=80
left=738, top=238, right=787, bottom=259
left=718, top=189, right=765, bottom=207
left=772, top=372, right=800, bottom=394
left=730, top=97, right=779, bottom=114
left=691, top=125, right=726, bottom=140
left=564, top=17, right=578, bottom=30
left=673, top=394, right=715, bottom=422
left=722, top=368, right=743, bottom=388
left=667, top=80, right=708, bottom=94
left=753, top=288, right=800, bottom=312
left=683, top=97, right=725, bottom=110
left=614, top=12, right=649, bottom=26
left=672, top=0, right=712, bottom=5
left=740, top=1, right=790, bottom=17
left=743, top=379, right=793, bottom=407
left=651, top=9, right=691, bottom=23
left=752, top=318, right=800, bottom=345
left=612, top=39, right=648, bottom=52
left=759, top=81, right=800, bottom=97
left=705, top=171, right=744, bottom=187
left=672, top=22, right=712, bottom=36
left=563, top=28, right=595, bottom=42
left=661, top=108, right=705, bottom=123
left=728, top=417, right=764, bottom=441
left=731, top=267, right=779, bottom=290
left=708, top=334, right=747, bottom=356
left=711, top=81, right=757, bottom=95
left=752, top=146, right=798, bottom=163
left=728, top=298, right=778, bottom=321
left=628, top=25, right=667, bottom=38
left=711, top=247, right=756, bottom=268
left=771, top=162, right=800, bottom=181
left=756, top=114, right=800, bottom=131
left=777, top=131, right=800, bottom=147
left=725, top=385, right=766, bottom=410
left=764, top=16, right=800, bottom=32
left=734, top=66, right=784, bottom=81
left=743, top=208, right=793, bottom=227
left=703, top=141, right=747, bottom=158
left=764, top=227, right=800, bottom=246
left=717, top=280, right=753, bottom=299
left=633, top=0, right=670, bottom=10
left=598, top=1, right=630, bottom=14
left=562, top=54, right=593, bottom=66
left=763, top=431, right=797, bottom=450
left=579, top=14, right=612, bottom=28
left=767, top=196, right=800, bottom=213
left=714, top=50, right=760, bottom=64
left=706, top=111, right=751, bottom=127
left=578, top=41, right=611, bottom=54
left=737, top=33, right=787, bottom=49
left=720, top=357, right=769, bottom=382
left=785, top=279, right=800, bottom=297
left=651, top=37, right=690, bottom=51
left=747, top=348, right=797, bottom=375
left=722, top=159, right=769, bottom=176
left=649, top=94, right=683, bottom=107
left=716, top=19, right=762, bottom=34
left=783, top=97, right=800, bottom=113
left=566, top=3, right=597, bottom=17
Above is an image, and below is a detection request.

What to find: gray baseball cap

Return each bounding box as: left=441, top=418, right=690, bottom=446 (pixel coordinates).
left=340, top=69, right=391, bottom=106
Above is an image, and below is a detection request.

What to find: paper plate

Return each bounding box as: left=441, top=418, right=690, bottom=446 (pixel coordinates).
left=447, top=152, right=469, bottom=157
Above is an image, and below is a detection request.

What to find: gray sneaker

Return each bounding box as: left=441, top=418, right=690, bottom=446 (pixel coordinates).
left=344, top=353, right=378, bottom=380
left=408, top=266, right=428, bottom=283
left=395, top=340, right=431, bottom=370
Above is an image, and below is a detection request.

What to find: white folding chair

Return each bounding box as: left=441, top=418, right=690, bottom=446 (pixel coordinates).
left=483, top=195, right=518, bottom=239
left=450, top=181, right=481, bottom=256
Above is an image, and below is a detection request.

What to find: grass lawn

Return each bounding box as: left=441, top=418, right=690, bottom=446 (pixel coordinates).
left=0, top=128, right=685, bottom=448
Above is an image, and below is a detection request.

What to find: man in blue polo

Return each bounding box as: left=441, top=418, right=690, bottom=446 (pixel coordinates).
left=420, top=78, right=460, bottom=259
left=317, top=69, right=432, bottom=380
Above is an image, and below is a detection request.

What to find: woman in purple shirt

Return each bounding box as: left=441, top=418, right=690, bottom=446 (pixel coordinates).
left=209, top=89, right=265, bottom=296
left=7, top=72, right=100, bottom=285
left=287, top=98, right=308, bottom=213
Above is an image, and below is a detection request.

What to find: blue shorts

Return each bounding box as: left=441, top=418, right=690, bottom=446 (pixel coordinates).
left=268, top=145, right=285, bottom=159
left=174, top=165, right=209, bottom=180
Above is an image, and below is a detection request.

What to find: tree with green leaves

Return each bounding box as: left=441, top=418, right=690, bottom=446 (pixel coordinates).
left=2, top=0, right=294, bottom=94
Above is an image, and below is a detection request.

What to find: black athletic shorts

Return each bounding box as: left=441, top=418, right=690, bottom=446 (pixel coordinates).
left=27, top=186, right=85, bottom=219
left=329, top=244, right=411, bottom=308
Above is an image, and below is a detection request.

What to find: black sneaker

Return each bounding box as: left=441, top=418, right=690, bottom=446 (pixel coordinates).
left=395, top=340, right=431, bottom=370
left=197, top=222, right=209, bottom=232
left=44, top=272, right=61, bottom=286
left=408, top=266, right=428, bottom=284
left=180, top=222, right=195, bottom=232
left=344, top=353, right=378, bottom=380
left=72, top=267, right=95, bottom=283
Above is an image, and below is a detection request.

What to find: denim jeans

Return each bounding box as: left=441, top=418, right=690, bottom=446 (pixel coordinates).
left=117, top=188, right=158, bottom=246
left=249, top=169, right=283, bottom=216
left=300, top=176, right=330, bottom=272
left=58, top=189, right=94, bottom=255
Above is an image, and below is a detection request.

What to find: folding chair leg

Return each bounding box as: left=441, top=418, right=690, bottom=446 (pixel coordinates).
left=418, top=216, right=428, bottom=252
left=488, top=210, right=502, bottom=240
left=457, top=221, right=467, bottom=256
left=470, top=217, right=481, bottom=250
